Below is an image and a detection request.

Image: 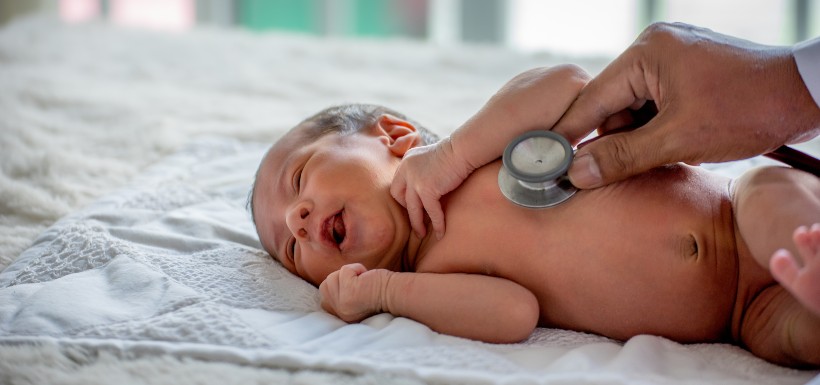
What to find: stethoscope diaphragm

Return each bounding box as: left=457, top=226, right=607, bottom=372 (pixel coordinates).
left=498, top=130, right=577, bottom=208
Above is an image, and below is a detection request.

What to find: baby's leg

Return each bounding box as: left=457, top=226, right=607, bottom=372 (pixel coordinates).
left=771, top=224, right=820, bottom=318
left=740, top=283, right=820, bottom=368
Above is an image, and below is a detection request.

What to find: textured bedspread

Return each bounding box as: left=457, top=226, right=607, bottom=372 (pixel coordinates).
left=2, top=137, right=817, bottom=385
left=1, top=15, right=818, bottom=385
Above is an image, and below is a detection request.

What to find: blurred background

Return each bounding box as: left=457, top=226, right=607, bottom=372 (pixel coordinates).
left=0, top=0, right=818, bottom=57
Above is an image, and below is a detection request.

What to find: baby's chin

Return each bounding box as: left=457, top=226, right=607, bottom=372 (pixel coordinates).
left=370, top=220, right=410, bottom=259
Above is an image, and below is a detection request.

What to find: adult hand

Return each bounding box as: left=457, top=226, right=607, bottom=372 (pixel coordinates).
left=391, top=138, right=474, bottom=240
left=553, top=22, right=820, bottom=189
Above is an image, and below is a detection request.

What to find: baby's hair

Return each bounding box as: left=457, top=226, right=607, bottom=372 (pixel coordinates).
left=246, top=103, right=440, bottom=234
left=300, top=103, right=440, bottom=146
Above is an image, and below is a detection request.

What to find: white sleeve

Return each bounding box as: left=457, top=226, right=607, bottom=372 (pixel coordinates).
left=793, top=36, right=820, bottom=108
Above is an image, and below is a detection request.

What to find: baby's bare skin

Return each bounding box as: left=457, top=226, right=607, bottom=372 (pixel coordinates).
left=253, top=122, right=819, bottom=366
left=380, top=64, right=819, bottom=367
left=411, top=161, right=763, bottom=343
left=252, top=67, right=820, bottom=367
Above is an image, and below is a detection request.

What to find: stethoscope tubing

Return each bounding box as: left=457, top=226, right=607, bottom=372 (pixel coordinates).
left=577, top=131, right=820, bottom=177
left=764, top=145, right=820, bottom=177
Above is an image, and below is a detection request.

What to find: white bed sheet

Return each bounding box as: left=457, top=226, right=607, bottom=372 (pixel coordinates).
left=1, top=15, right=819, bottom=385
left=1, top=136, right=817, bottom=385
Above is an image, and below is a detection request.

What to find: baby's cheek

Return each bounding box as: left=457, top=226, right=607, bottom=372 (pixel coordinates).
left=306, top=263, right=336, bottom=287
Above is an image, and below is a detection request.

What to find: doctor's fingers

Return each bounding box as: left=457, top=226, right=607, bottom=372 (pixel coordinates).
left=550, top=22, right=701, bottom=145
left=573, top=106, right=648, bottom=146
left=568, top=113, right=685, bottom=189
left=596, top=100, right=656, bottom=135
left=553, top=52, right=659, bottom=145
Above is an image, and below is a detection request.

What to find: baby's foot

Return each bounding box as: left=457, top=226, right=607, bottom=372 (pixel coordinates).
left=770, top=224, right=820, bottom=318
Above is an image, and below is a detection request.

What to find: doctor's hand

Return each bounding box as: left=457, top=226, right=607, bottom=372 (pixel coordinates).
left=553, top=22, right=820, bottom=189
left=391, top=138, right=474, bottom=240
left=319, top=263, right=392, bottom=323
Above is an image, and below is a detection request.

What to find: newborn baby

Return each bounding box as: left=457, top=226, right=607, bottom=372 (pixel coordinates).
left=249, top=65, right=820, bottom=368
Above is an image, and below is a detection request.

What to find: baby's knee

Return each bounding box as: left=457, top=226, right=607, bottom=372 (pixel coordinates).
left=741, top=285, right=820, bottom=368
left=732, top=166, right=820, bottom=233
left=779, top=304, right=820, bottom=368
left=735, top=166, right=820, bottom=200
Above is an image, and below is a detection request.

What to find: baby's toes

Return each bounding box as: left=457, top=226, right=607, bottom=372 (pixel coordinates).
left=809, top=223, right=820, bottom=256
left=771, top=249, right=799, bottom=287
left=793, top=225, right=818, bottom=262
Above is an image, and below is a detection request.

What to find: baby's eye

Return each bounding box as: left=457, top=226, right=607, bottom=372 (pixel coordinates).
left=294, top=167, right=303, bottom=192
left=288, top=237, right=296, bottom=261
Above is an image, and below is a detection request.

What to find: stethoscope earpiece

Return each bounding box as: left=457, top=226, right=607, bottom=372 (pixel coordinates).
left=498, top=131, right=577, bottom=208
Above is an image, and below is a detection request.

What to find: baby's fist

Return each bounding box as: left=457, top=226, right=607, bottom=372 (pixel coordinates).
left=319, top=264, right=392, bottom=323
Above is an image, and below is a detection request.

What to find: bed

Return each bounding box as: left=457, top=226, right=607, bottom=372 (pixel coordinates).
left=1, top=16, right=818, bottom=385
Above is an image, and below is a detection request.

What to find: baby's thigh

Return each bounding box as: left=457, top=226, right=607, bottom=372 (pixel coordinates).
left=740, top=284, right=820, bottom=367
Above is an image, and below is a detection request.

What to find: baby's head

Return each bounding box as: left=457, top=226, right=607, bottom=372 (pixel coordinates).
left=249, top=104, right=439, bottom=285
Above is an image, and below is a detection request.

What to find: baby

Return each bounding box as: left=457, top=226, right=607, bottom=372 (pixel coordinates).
left=249, top=65, right=820, bottom=368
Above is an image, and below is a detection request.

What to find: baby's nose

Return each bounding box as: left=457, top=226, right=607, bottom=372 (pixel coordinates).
left=288, top=201, right=313, bottom=240
left=295, top=227, right=308, bottom=240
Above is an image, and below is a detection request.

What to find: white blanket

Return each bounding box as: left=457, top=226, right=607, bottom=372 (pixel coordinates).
left=1, top=136, right=817, bottom=385
left=0, top=15, right=818, bottom=385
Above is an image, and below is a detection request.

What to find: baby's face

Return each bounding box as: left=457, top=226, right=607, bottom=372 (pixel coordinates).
left=252, top=125, right=412, bottom=286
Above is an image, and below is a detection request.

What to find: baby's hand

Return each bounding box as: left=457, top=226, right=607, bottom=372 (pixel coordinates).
left=390, top=138, right=473, bottom=239
left=319, top=264, right=392, bottom=323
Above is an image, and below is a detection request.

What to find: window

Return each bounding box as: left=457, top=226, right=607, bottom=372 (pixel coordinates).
left=57, top=0, right=818, bottom=57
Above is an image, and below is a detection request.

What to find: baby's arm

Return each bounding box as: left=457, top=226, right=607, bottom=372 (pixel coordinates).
left=320, top=264, right=539, bottom=343
left=391, top=65, right=590, bottom=239
left=732, top=166, right=820, bottom=316
left=451, top=65, right=590, bottom=181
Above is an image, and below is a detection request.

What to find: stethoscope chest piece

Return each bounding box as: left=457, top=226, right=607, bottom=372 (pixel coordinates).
left=498, top=131, right=577, bottom=208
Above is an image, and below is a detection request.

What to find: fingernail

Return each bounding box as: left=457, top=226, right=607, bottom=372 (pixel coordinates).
left=436, top=231, right=444, bottom=240
left=569, top=153, right=602, bottom=188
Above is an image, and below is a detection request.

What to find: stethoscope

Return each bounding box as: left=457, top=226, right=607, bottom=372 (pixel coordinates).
left=498, top=131, right=577, bottom=208
left=499, top=130, right=820, bottom=209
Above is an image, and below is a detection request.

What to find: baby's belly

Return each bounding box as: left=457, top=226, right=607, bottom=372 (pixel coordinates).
left=523, top=244, right=739, bottom=343
left=424, top=162, right=744, bottom=343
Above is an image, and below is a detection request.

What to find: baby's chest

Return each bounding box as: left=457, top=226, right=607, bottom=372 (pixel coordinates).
left=415, top=162, right=568, bottom=276
left=414, top=217, right=566, bottom=284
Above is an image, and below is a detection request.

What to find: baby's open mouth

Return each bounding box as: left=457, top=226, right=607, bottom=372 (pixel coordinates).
left=329, top=210, right=346, bottom=248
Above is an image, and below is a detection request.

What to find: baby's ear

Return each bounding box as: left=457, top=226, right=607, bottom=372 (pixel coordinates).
left=374, top=114, right=421, bottom=157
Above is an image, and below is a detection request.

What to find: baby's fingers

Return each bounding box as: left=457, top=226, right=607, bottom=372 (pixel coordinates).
left=390, top=177, right=408, bottom=208
left=421, top=195, right=445, bottom=240
left=793, top=224, right=820, bottom=262
left=405, top=191, right=428, bottom=239
left=771, top=249, right=800, bottom=287
left=319, top=272, right=341, bottom=312
left=340, top=263, right=367, bottom=278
